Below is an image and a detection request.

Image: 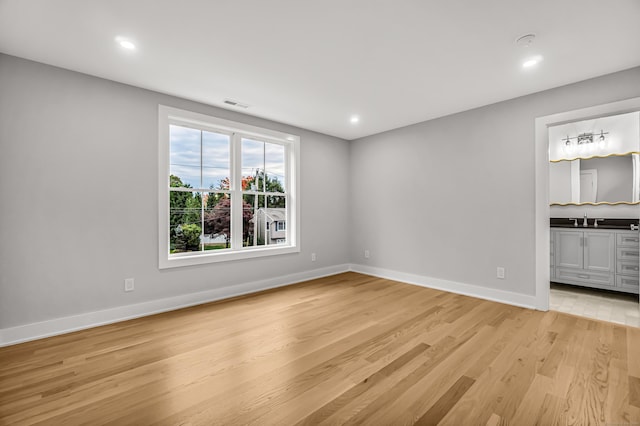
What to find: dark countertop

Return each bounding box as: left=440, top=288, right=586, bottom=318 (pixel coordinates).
left=550, top=217, right=639, bottom=230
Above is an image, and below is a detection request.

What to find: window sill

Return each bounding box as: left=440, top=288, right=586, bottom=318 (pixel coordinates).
left=159, top=244, right=300, bottom=269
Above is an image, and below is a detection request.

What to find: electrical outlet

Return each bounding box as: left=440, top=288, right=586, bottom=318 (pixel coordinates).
left=497, top=267, right=505, bottom=279
left=124, top=278, right=135, bottom=292
left=311, top=253, right=317, bottom=262
left=364, top=249, right=370, bottom=259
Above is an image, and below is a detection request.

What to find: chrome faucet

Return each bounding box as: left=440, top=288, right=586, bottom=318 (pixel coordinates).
left=583, top=213, right=588, bottom=227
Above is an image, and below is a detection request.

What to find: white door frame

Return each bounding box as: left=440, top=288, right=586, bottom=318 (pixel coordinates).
left=534, top=96, right=640, bottom=310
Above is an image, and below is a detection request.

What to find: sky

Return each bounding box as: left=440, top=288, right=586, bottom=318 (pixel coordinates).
left=169, top=124, right=286, bottom=191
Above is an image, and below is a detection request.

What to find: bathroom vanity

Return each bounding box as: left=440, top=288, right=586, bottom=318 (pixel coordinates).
left=550, top=218, right=639, bottom=294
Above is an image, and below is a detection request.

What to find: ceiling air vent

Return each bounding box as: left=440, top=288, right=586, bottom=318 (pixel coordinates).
left=223, top=99, right=250, bottom=109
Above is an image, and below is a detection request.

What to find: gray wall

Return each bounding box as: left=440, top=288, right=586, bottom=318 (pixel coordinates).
left=349, top=66, right=640, bottom=296
left=0, top=54, right=350, bottom=329
left=2, top=52, right=640, bottom=331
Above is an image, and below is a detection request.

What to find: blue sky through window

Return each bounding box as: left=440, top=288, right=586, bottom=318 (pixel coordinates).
left=170, top=124, right=285, bottom=191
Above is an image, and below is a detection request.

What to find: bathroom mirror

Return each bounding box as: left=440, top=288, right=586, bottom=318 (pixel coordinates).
left=549, top=153, right=640, bottom=205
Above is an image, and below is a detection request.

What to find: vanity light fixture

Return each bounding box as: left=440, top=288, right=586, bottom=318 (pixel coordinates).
left=563, top=130, right=609, bottom=146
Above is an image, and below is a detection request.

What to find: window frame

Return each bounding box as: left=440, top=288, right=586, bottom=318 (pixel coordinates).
left=158, top=105, right=300, bottom=269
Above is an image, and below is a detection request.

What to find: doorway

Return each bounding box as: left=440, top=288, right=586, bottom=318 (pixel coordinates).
left=534, top=96, right=640, bottom=314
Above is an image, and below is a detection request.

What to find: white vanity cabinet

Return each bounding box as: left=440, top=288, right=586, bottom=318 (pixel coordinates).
left=551, top=228, right=639, bottom=294
left=554, top=229, right=615, bottom=288
left=616, top=232, right=640, bottom=292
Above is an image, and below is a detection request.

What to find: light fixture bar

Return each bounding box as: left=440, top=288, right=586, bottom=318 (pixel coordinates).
left=563, top=130, right=608, bottom=145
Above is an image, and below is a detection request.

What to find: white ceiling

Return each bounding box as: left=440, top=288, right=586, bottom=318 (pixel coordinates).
left=1, top=0, right=639, bottom=140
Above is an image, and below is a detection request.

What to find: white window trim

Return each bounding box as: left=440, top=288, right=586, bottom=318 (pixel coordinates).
left=158, top=105, right=300, bottom=269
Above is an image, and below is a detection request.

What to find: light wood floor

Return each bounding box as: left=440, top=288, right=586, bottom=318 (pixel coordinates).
left=1, top=272, right=639, bottom=425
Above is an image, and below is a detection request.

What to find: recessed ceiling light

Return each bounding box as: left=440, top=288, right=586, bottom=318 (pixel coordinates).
left=515, top=34, right=536, bottom=48
left=350, top=115, right=360, bottom=124
left=522, top=55, right=543, bottom=68
left=115, top=37, right=136, bottom=50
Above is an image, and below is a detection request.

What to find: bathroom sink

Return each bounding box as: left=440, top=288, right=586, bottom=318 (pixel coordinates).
left=550, top=217, right=639, bottom=230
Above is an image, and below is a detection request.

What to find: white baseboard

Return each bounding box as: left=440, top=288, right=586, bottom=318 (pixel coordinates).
left=350, top=264, right=539, bottom=310
left=0, top=263, right=541, bottom=347
left=0, top=264, right=350, bottom=347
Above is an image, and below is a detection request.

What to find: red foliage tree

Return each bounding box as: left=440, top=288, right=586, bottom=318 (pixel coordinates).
left=204, top=197, right=253, bottom=247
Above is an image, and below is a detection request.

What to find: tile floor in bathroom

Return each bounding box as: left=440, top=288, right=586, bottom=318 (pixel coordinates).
left=550, top=282, right=640, bottom=327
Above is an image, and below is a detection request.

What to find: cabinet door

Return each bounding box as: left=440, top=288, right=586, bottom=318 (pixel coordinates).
left=584, top=231, right=615, bottom=272
left=550, top=230, right=555, bottom=279
left=555, top=231, right=583, bottom=269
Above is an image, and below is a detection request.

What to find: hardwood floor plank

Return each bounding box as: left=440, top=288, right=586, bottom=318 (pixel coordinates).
left=628, top=327, right=640, bottom=377
left=413, top=375, right=475, bottom=426
left=296, top=343, right=430, bottom=425
left=340, top=323, right=499, bottom=425
left=335, top=334, right=479, bottom=425
left=510, top=373, right=554, bottom=425
left=535, top=393, right=565, bottom=425
left=484, top=413, right=504, bottom=426
left=630, top=376, right=640, bottom=408
left=0, top=272, right=638, bottom=425
left=437, top=311, right=549, bottom=424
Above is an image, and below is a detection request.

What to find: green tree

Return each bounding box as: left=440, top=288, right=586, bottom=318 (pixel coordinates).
left=244, top=171, right=286, bottom=208
left=183, top=192, right=202, bottom=226
left=169, top=175, right=202, bottom=251
left=170, top=175, right=191, bottom=206
left=170, top=175, right=192, bottom=229
left=174, top=223, right=201, bottom=252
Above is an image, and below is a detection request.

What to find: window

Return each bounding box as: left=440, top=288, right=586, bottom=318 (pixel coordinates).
left=159, top=106, right=299, bottom=268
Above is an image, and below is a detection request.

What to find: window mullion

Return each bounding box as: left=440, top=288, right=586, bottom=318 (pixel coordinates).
left=230, top=133, right=243, bottom=249
left=285, top=145, right=291, bottom=244
left=200, top=130, right=204, bottom=252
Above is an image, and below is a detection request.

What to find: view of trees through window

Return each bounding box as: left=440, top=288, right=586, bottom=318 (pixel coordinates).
left=169, top=125, right=288, bottom=254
